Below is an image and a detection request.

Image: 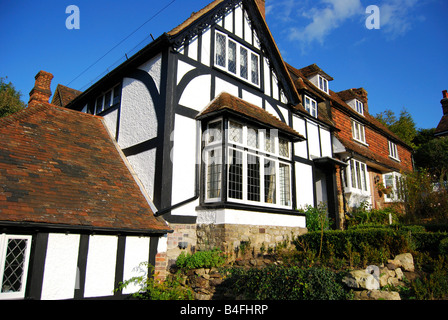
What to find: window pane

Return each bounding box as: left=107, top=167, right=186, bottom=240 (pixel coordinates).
left=240, top=47, right=248, bottom=79
left=311, top=100, right=317, bottom=117
left=350, top=160, right=357, bottom=189
left=305, top=97, right=310, bottom=113
left=361, top=163, right=367, bottom=191
left=215, top=33, right=226, bottom=67
left=356, top=162, right=362, bottom=190
left=207, top=149, right=222, bottom=199
left=265, top=131, right=273, bottom=153
left=113, top=84, right=121, bottom=105
left=207, top=121, right=222, bottom=144
left=264, top=159, right=276, bottom=204
left=95, top=96, right=103, bottom=114
left=104, top=90, right=112, bottom=109
left=247, top=154, right=260, bottom=202
left=228, top=40, right=237, bottom=74
left=247, top=127, right=258, bottom=149
left=228, top=149, right=243, bottom=199
left=1, top=238, right=28, bottom=293
left=279, top=163, right=291, bottom=206
left=229, top=121, right=243, bottom=144
left=251, top=53, right=259, bottom=85
left=279, top=138, right=289, bottom=158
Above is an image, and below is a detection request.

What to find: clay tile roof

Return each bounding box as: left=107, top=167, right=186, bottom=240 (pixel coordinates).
left=0, top=103, right=171, bottom=234
left=196, top=92, right=305, bottom=141
left=299, top=64, right=334, bottom=81
left=51, top=84, right=83, bottom=108
left=435, top=114, right=448, bottom=135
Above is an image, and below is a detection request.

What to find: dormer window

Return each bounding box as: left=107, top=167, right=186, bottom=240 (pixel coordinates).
left=304, top=95, right=318, bottom=118
left=318, top=75, right=329, bottom=94
left=215, top=31, right=260, bottom=87
left=355, top=99, right=364, bottom=115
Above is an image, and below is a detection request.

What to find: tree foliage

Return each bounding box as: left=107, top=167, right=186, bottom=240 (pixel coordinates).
left=0, top=77, right=26, bottom=118
left=375, top=108, right=417, bottom=148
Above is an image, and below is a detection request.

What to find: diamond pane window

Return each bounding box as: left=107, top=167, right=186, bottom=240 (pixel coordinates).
left=207, top=121, right=222, bottom=144
left=279, top=163, right=291, bottom=206
left=240, top=47, right=248, bottom=80
left=279, top=138, right=289, bottom=158
left=251, top=53, right=259, bottom=85
left=247, top=127, right=258, bottom=149
left=215, top=33, right=226, bottom=68
left=229, top=121, right=243, bottom=144
left=1, top=235, right=31, bottom=299
left=228, top=40, right=237, bottom=74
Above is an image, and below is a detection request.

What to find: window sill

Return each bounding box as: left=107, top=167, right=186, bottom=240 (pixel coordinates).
left=389, top=156, right=401, bottom=162
left=352, top=138, right=369, bottom=147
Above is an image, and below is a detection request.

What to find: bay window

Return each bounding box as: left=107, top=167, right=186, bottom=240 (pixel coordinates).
left=383, top=172, right=404, bottom=202
left=203, top=119, right=292, bottom=208
left=345, top=159, right=369, bottom=193
left=215, top=31, right=260, bottom=87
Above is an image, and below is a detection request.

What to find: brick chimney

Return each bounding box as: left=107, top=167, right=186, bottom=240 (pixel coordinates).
left=255, top=0, right=265, bottom=18
left=28, top=71, right=54, bottom=106
left=441, top=90, right=448, bottom=115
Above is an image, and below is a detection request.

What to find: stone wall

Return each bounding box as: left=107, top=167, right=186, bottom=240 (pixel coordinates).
left=196, top=223, right=307, bottom=260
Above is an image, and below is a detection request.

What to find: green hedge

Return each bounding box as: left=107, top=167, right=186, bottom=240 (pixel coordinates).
left=224, top=265, right=352, bottom=300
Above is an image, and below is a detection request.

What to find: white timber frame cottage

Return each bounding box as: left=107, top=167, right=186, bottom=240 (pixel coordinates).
left=65, top=0, right=341, bottom=273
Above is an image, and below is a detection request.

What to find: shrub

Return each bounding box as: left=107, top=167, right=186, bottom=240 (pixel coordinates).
left=301, top=203, right=331, bottom=232
left=224, top=265, right=352, bottom=300
left=440, top=238, right=448, bottom=256
left=116, top=262, right=194, bottom=300
left=176, top=249, right=226, bottom=270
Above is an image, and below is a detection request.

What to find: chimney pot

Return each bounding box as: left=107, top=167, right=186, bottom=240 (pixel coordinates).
left=29, top=70, right=54, bottom=106
left=441, top=90, right=448, bottom=115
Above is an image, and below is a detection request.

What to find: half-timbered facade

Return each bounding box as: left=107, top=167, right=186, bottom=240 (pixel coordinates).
left=65, top=0, right=343, bottom=271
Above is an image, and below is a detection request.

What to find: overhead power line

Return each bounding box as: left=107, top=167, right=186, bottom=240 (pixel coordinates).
left=67, top=0, right=177, bottom=88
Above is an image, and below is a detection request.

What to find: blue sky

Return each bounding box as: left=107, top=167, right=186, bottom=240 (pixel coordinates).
left=1, top=0, right=447, bottom=129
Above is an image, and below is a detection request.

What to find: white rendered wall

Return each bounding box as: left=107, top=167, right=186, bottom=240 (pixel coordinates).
left=320, top=127, right=332, bottom=157
left=293, top=116, right=307, bottom=158
left=307, top=121, right=320, bottom=158
left=179, top=74, right=212, bottom=111
left=41, top=234, right=80, bottom=300
left=84, top=235, right=118, bottom=298
left=122, top=236, right=151, bottom=295
left=197, top=208, right=306, bottom=228
left=295, top=162, right=314, bottom=209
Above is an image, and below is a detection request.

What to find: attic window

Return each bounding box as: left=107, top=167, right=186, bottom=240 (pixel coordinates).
left=215, top=31, right=260, bottom=87
left=304, top=95, right=318, bottom=118
left=94, top=83, right=121, bottom=115
left=355, top=99, right=364, bottom=115
left=318, top=75, right=328, bottom=94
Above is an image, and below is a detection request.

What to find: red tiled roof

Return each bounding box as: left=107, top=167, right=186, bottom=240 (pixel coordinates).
left=51, top=84, right=82, bottom=107
left=196, top=92, right=305, bottom=140
left=0, top=102, right=171, bottom=234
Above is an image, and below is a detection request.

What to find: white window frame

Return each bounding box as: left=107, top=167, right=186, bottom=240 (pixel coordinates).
left=345, top=159, right=370, bottom=194
left=355, top=99, right=364, bottom=115
left=388, top=141, right=400, bottom=161
left=383, top=172, right=404, bottom=202
left=204, top=119, right=223, bottom=202
left=94, top=83, right=121, bottom=115
left=318, top=75, right=329, bottom=94
left=304, top=95, right=318, bottom=118
left=214, top=31, right=260, bottom=87
left=203, top=119, right=292, bottom=209
left=0, top=234, right=32, bottom=300
left=351, top=119, right=367, bottom=145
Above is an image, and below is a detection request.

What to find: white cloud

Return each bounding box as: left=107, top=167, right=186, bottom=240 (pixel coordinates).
left=379, top=0, right=422, bottom=39
left=287, top=0, right=364, bottom=45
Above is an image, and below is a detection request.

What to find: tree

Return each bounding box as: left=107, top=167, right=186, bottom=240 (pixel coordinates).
left=413, top=136, right=448, bottom=178
left=375, top=108, right=417, bottom=148
left=0, top=77, right=26, bottom=118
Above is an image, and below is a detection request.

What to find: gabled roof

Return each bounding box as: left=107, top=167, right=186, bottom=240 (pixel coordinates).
left=435, top=115, right=448, bottom=136
left=196, top=91, right=305, bottom=141
left=0, top=102, right=171, bottom=235
left=51, top=84, right=82, bottom=107
left=298, top=64, right=334, bottom=81
left=66, top=0, right=301, bottom=110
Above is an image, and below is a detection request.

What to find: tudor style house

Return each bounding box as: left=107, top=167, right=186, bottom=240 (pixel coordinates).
left=287, top=63, right=414, bottom=228
left=64, top=0, right=343, bottom=271
left=0, top=71, right=171, bottom=300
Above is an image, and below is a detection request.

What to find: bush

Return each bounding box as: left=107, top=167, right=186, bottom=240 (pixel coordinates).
left=346, top=202, right=398, bottom=228
left=301, top=203, right=331, bottom=232
left=176, top=249, right=226, bottom=270
left=116, top=262, right=194, bottom=300
left=224, top=265, right=352, bottom=300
